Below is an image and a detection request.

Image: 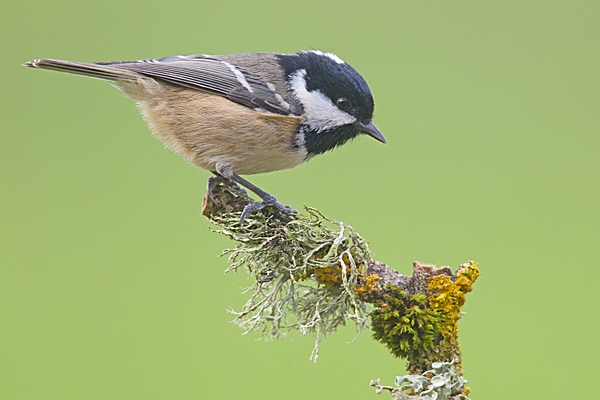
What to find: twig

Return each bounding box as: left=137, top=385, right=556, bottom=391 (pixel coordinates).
left=202, top=178, right=479, bottom=399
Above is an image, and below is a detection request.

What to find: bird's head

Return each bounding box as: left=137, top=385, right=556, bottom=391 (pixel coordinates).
left=278, top=50, right=385, bottom=156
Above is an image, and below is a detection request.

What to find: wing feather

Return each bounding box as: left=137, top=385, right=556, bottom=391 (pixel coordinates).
left=99, top=55, right=294, bottom=115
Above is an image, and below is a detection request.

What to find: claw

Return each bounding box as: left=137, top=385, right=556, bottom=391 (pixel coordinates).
left=239, top=195, right=298, bottom=225
left=240, top=202, right=267, bottom=224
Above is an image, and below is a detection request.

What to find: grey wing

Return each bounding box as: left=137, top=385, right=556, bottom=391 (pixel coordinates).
left=98, top=55, right=296, bottom=116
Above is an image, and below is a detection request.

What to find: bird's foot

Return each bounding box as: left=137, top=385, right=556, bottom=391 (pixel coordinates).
left=240, top=194, right=298, bottom=225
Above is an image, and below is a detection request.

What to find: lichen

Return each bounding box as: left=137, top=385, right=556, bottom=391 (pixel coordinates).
left=354, top=272, right=382, bottom=298
left=210, top=206, right=373, bottom=361
left=429, top=262, right=479, bottom=338
left=427, top=261, right=480, bottom=375
left=371, top=359, right=470, bottom=400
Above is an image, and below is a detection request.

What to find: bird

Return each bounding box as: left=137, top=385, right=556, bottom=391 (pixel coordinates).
left=23, top=50, right=385, bottom=222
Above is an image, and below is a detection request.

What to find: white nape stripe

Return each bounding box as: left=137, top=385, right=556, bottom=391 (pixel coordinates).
left=289, top=69, right=356, bottom=132
left=220, top=60, right=254, bottom=93
left=308, top=50, right=345, bottom=64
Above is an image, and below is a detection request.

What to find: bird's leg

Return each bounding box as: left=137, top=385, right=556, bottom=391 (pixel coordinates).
left=229, top=173, right=298, bottom=223
left=215, top=164, right=297, bottom=224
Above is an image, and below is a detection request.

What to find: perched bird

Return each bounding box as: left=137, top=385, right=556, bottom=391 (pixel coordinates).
left=24, top=50, right=385, bottom=222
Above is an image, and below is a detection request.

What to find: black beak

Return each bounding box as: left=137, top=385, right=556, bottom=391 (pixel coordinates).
left=356, top=120, right=386, bottom=143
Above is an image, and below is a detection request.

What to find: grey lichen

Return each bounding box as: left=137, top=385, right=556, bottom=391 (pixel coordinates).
left=204, top=178, right=372, bottom=361
left=370, top=359, right=470, bottom=400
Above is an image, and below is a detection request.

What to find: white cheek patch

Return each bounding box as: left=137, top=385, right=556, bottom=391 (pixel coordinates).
left=289, top=69, right=356, bottom=132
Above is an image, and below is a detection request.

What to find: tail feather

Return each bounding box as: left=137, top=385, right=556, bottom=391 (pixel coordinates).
left=23, top=59, right=139, bottom=82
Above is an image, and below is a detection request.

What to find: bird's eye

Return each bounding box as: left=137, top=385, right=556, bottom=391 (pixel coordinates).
left=336, top=98, right=351, bottom=111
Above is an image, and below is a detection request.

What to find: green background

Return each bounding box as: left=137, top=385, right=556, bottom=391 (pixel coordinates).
left=2, top=1, right=599, bottom=398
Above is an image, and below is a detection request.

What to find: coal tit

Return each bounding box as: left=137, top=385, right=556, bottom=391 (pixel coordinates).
left=24, top=50, right=385, bottom=221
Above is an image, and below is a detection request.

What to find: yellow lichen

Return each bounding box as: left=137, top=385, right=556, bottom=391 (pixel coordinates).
left=294, top=250, right=373, bottom=291
left=354, top=272, right=382, bottom=298
left=428, top=261, right=479, bottom=340
left=298, top=261, right=380, bottom=296
left=293, top=263, right=348, bottom=286
left=314, top=265, right=344, bottom=286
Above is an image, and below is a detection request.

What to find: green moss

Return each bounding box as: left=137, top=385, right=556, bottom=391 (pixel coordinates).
left=370, top=286, right=443, bottom=367
left=370, top=262, right=479, bottom=375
